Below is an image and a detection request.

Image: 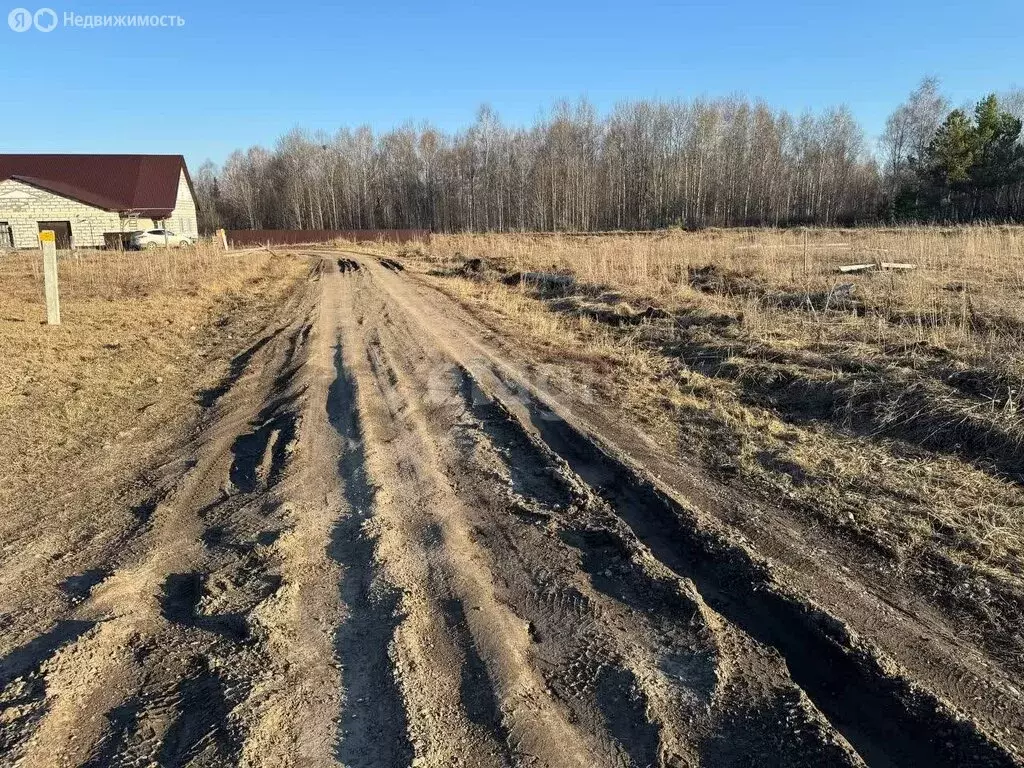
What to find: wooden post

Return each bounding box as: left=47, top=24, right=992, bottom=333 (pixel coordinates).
left=40, top=230, right=61, bottom=326
left=803, top=229, right=809, bottom=277
left=217, top=228, right=229, bottom=250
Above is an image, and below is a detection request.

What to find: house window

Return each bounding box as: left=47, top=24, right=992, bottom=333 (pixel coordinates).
left=0, top=222, right=12, bottom=249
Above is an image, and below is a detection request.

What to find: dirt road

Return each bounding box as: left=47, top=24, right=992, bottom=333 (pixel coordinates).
left=1, top=252, right=1021, bottom=767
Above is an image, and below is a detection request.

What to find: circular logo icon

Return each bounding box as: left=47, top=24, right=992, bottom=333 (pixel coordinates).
left=8, top=7, right=33, bottom=31
left=34, top=7, right=57, bottom=32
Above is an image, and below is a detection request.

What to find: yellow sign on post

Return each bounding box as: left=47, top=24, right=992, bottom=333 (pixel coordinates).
left=40, top=230, right=61, bottom=325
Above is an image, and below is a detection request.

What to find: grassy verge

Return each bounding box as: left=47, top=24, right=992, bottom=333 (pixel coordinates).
left=386, top=228, right=1024, bottom=663
left=0, top=244, right=308, bottom=520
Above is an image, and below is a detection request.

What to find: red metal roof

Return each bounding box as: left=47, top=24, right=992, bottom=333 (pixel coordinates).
left=0, top=154, right=193, bottom=217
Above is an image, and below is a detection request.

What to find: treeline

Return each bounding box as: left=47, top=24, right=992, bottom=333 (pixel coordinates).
left=881, top=79, right=1024, bottom=221
left=194, top=81, right=1024, bottom=233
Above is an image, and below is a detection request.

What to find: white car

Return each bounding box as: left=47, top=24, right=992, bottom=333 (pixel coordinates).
left=130, top=229, right=196, bottom=249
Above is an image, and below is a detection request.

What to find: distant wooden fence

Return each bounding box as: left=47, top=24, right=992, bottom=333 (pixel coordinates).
left=225, top=229, right=430, bottom=247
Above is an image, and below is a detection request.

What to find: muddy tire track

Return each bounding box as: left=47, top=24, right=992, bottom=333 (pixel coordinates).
left=347, top=250, right=1024, bottom=768
left=323, top=260, right=865, bottom=767
left=0, top=264, right=326, bottom=767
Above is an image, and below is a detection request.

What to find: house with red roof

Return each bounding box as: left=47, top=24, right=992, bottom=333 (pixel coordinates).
left=0, top=155, right=198, bottom=249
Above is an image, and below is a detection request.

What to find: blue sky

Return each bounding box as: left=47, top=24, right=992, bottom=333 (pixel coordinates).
left=1, top=0, right=1021, bottom=170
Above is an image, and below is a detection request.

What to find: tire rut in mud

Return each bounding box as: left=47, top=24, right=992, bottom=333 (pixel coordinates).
left=153, top=657, right=239, bottom=766
left=0, top=276, right=322, bottom=767
left=378, top=258, right=405, bottom=272
left=352, top=251, right=1024, bottom=766
left=449, top=367, right=858, bottom=767
left=470, top=360, right=1019, bottom=768
left=327, top=341, right=415, bottom=766
left=0, top=620, right=98, bottom=756
left=335, top=304, right=537, bottom=766
left=339, top=275, right=853, bottom=766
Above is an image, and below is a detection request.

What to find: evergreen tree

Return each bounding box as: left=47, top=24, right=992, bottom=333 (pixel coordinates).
left=926, top=109, right=975, bottom=187
left=972, top=95, right=1024, bottom=194
left=901, top=94, right=1024, bottom=220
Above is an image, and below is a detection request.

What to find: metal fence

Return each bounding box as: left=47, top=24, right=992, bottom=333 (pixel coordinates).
left=225, top=229, right=430, bottom=247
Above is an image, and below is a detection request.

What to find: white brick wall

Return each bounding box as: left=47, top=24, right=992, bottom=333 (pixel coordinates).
left=166, top=169, right=198, bottom=238
left=0, top=168, right=199, bottom=249
left=0, top=179, right=121, bottom=248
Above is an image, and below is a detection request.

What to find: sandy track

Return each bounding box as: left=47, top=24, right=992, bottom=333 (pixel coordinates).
left=0, top=252, right=1021, bottom=767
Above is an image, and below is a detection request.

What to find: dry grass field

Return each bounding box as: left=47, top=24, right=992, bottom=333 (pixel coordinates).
left=391, top=227, right=1024, bottom=663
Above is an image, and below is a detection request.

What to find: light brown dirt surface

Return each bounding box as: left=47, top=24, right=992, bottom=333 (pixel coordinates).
left=1, top=247, right=1022, bottom=767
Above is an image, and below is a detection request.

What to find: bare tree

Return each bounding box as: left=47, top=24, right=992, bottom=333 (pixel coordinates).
left=208, top=95, right=894, bottom=232
left=881, top=77, right=950, bottom=191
